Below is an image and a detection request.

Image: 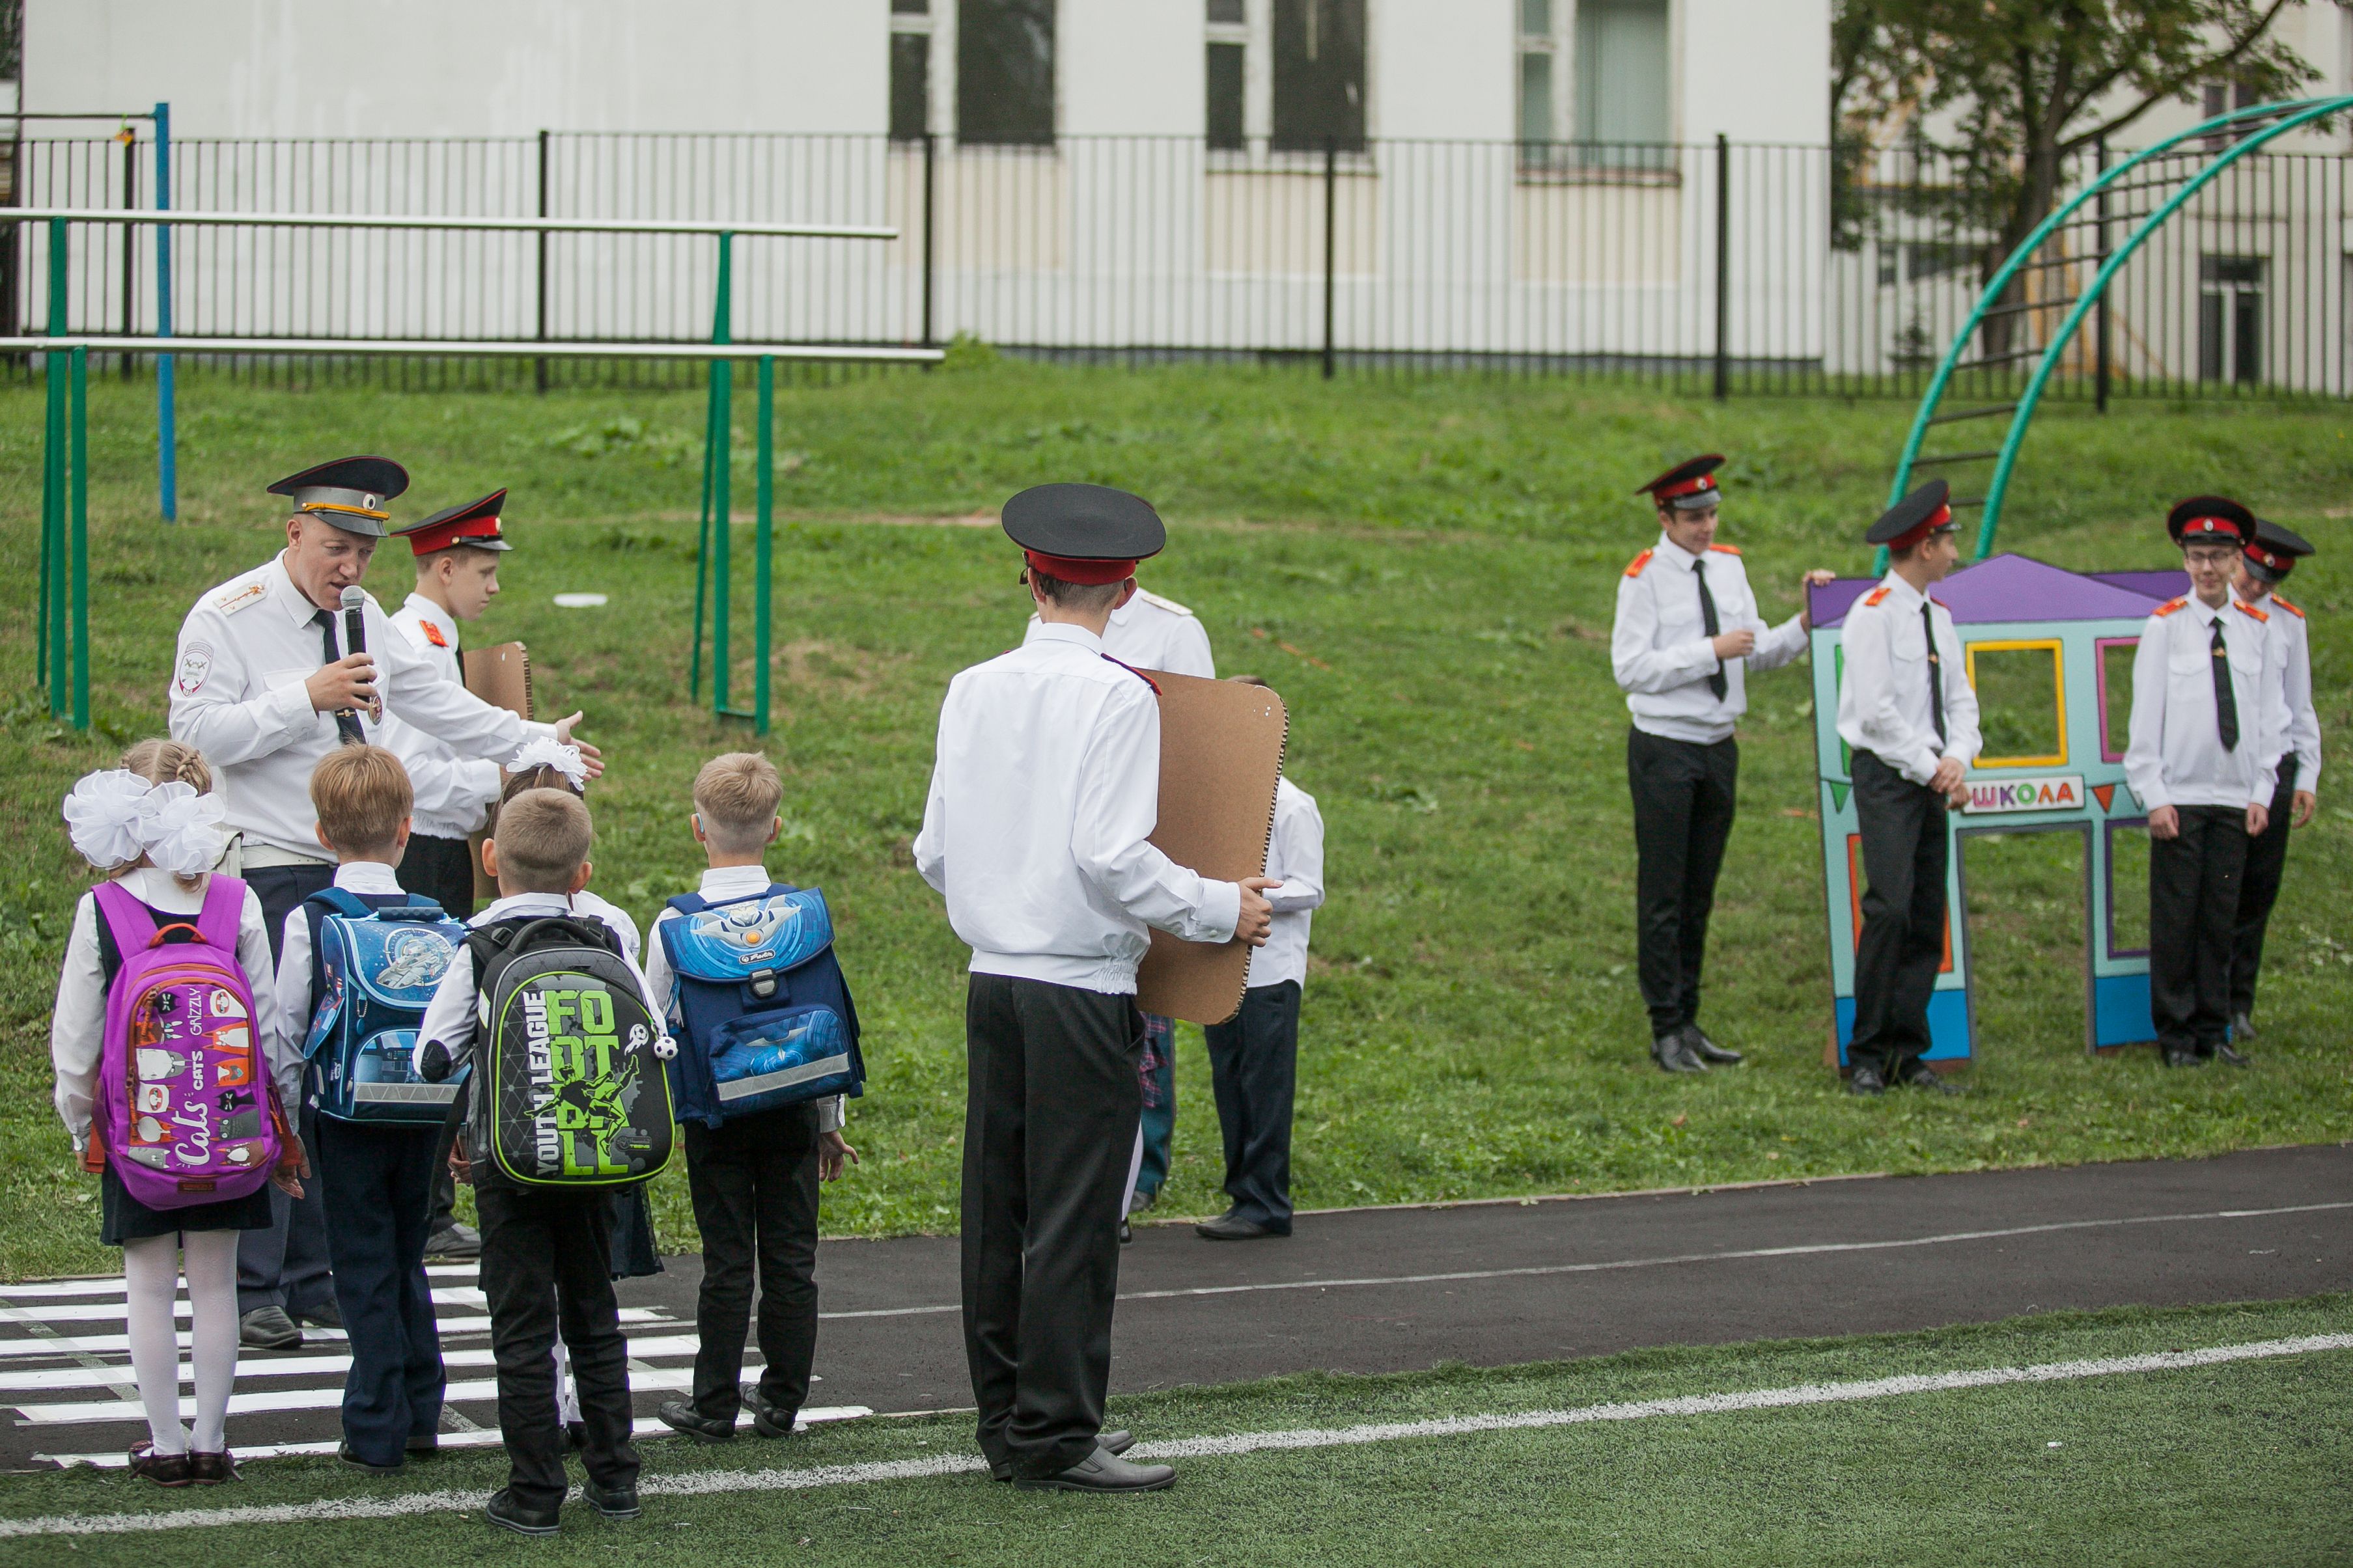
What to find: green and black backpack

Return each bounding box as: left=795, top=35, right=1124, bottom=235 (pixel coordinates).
left=462, top=915, right=675, bottom=1190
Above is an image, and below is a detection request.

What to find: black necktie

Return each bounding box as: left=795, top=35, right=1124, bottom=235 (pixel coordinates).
left=2210, top=618, right=2238, bottom=752
left=1921, top=603, right=1947, bottom=749
left=1693, top=559, right=1727, bottom=700
left=313, top=609, right=367, bottom=747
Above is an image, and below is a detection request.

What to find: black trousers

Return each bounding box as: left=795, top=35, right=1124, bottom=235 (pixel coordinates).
left=475, top=1182, right=641, bottom=1511
left=395, top=832, right=475, bottom=1235
left=2151, top=805, right=2248, bottom=1054
left=1627, top=728, right=1739, bottom=1038
left=962, top=974, right=1140, bottom=1479
left=240, top=862, right=336, bottom=1317
left=2230, top=757, right=2299, bottom=1020
left=314, top=1118, right=445, bottom=1465
left=681, top=1104, right=821, bottom=1424
left=1849, top=751, right=1951, bottom=1074
left=1203, top=980, right=1301, bottom=1231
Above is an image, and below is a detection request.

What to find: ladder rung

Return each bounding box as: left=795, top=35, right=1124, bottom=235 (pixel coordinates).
left=1927, top=402, right=2018, bottom=426
left=1982, top=296, right=2078, bottom=318
left=1912, top=449, right=2001, bottom=467
left=1956, top=347, right=2044, bottom=368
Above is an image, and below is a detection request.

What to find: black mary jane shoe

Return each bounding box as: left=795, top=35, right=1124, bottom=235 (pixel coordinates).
left=128, top=1442, right=193, bottom=1488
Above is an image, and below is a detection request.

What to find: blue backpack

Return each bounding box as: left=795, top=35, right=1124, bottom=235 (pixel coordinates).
left=658, top=884, right=863, bottom=1129
left=303, top=888, right=473, bottom=1125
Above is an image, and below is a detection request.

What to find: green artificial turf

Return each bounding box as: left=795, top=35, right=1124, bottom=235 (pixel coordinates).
left=1, top=361, right=2348, bottom=1278
left=2, top=1295, right=2348, bottom=1565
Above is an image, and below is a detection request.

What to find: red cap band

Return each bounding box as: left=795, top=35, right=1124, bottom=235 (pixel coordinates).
left=2179, top=516, right=2242, bottom=542
left=2244, top=542, right=2290, bottom=572
left=1656, top=473, right=1718, bottom=501
left=1024, top=549, right=1138, bottom=586
left=1889, top=502, right=1953, bottom=553
left=406, top=516, right=505, bottom=555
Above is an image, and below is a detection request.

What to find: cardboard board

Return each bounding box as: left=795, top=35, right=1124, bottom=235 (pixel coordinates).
left=1134, top=672, right=1288, bottom=1026
left=462, top=642, right=533, bottom=903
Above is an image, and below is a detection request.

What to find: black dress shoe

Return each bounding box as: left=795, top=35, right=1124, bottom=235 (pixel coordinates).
left=1195, top=1211, right=1285, bottom=1241
left=1682, top=1026, right=1743, bottom=1065
left=187, top=1449, right=237, bottom=1485
left=656, top=1401, right=734, bottom=1442
left=238, top=1305, right=302, bottom=1351
left=1896, top=1059, right=1962, bottom=1095
left=127, top=1441, right=192, bottom=1488
left=337, top=1441, right=402, bottom=1474
left=2229, top=1011, right=2258, bottom=1041
left=2212, top=1039, right=2251, bottom=1067
left=1651, top=1034, right=1706, bottom=1074
left=486, top=1488, right=562, bottom=1536
left=405, top=1435, right=439, bottom=1458
left=1848, top=1062, right=1887, bottom=1095
left=295, top=1299, right=343, bottom=1331
left=993, top=1429, right=1132, bottom=1482
left=579, top=1477, right=641, bottom=1519
left=1016, top=1446, right=1175, bottom=1492
left=2163, top=1045, right=2205, bottom=1068
left=743, top=1383, right=797, bottom=1439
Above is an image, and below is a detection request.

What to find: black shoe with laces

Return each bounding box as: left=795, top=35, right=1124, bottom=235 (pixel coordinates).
left=657, top=1400, right=735, bottom=1443
left=579, top=1477, right=641, bottom=1520
left=486, top=1487, right=561, bottom=1536
left=743, top=1384, right=798, bottom=1440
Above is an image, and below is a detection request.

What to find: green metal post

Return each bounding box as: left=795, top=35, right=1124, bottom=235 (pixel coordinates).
left=755, top=355, right=774, bottom=737
left=69, top=346, right=90, bottom=731
left=691, top=232, right=735, bottom=705
left=44, top=217, right=69, bottom=713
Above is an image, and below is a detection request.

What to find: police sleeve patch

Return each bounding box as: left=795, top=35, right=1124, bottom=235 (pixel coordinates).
left=176, top=642, right=216, bottom=695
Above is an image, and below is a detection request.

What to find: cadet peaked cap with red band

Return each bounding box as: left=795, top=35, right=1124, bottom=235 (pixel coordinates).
left=393, top=489, right=514, bottom=555
left=1636, top=454, right=1726, bottom=512
left=267, top=456, right=410, bottom=537
left=1003, top=482, right=1165, bottom=585
left=1865, top=479, right=1956, bottom=551
left=2166, top=495, right=2256, bottom=548
left=2242, top=516, right=2313, bottom=579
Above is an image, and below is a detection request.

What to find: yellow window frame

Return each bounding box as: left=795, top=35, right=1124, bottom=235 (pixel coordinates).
left=1963, top=637, right=2068, bottom=768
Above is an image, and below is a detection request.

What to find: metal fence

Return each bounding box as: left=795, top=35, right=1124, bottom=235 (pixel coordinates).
left=10, top=128, right=2350, bottom=398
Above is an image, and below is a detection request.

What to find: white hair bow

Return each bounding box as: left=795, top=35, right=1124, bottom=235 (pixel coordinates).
left=137, top=782, right=230, bottom=878
left=507, top=736, right=589, bottom=790
left=62, top=770, right=155, bottom=871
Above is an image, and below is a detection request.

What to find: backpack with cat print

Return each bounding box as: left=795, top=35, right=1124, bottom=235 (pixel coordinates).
left=658, top=883, right=864, bottom=1128
left=463, top=915, right=674, bottom=1189
left=302, top=887, right=473, bottom=1125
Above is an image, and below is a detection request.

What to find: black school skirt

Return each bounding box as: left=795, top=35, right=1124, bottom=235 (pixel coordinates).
left=100, top=1164, right=274, bottom=1247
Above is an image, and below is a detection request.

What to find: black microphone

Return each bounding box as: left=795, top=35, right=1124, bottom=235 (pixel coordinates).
left=339, top=585, right=374, bottom=725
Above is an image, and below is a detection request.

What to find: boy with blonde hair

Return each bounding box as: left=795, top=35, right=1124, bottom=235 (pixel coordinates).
left=645, top=752, right=861, bottom=1443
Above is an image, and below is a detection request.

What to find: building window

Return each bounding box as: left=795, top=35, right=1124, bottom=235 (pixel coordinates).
left=1208, top=1, right=1249, bottom=151
left=959, top=0, right=1057, bottom=146
left=1518, top=0, right=1561, bottom=169
left=2201, top=79, right=2261, bottom=148
left=1576, top=0, right=1670, bottom=162
left=890, top=3, right=932, bottom=144
left=2199, top=254, right=2266, bottom=384
left=1271, top=0, right=1365, bottom=154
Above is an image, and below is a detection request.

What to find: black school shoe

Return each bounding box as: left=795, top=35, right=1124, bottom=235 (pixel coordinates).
left=992, top=1430, right=1134, bottom=1483
left=657, top=1400, right=735, bottom=1442
left=1895, top=1059, right=1962, bottom=1096
left=2212, top=1038, right=2251, bottom=1067
left=743, top=1384, right=798, bottom=1440
left=579, top=1478, right=642, bottom=1520
left=486, top=1488, right=562, bottom=1536
left=337, top=1441, right=403, bottom=1474
left=1847, top=1062, right=1887, bottom=1095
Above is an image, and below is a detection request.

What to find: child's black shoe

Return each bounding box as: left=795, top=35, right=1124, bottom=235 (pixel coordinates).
left=579, top=1478, right=642, bottom=1520
left=486, top=1488, right=561, bottom=1536
left=742, top=1384, right=797, bottom=1439
left=657, top=1400, right=735, bottom=1442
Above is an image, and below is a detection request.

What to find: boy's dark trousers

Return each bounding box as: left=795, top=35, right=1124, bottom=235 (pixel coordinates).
left=1627, top=728, right=1740, bottom=1039
left=475, top=1182, right=641, bottom=1512
left=1203, top=980, right=1300, bottom=1231
left=1848, top=751, right=1951, bottom=1076
left=2231, top=756, right=2298, bottom=1021
left=314, top=1118, right=447, bottom=1465
left=2151, top=805, right=2249, bottom=1054
left=680, top=1103, right=822, bottom=1424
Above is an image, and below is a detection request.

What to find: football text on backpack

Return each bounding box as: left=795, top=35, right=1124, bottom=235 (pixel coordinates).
left=303, top=888, right=472, bottom=1125
left=658, top=884, right=864, bottom=1128
left=464, top=916, right=674, bottom=1189
left=90, top=875, right=289, bottom=1210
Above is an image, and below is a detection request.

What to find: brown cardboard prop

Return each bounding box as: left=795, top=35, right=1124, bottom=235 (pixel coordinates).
left=1134, top=672, right=1288, bottom=1026
left=462, top=642, right=533, bottom=902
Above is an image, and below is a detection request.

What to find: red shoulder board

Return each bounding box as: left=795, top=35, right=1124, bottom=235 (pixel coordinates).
left=419, top=620, right=449, bottom=648
left=2152, top=597, right=2188, bottom=618
left=2271, top=594, right=2304, bottom=619
left=2232, top=598, right=2268, bottom=624
left=1706, top=543, right=1742, bottom=556
left=1623, top=549, right=1654, bottom=579
left=1861, top=586, right=1893, bottom=608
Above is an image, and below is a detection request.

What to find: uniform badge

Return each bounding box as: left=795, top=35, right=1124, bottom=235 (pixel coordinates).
left=176, top=643, right=215, bottom=695
left=421, top=621, right=449, bottom=648
left=213, top=583, right=267, bottom=616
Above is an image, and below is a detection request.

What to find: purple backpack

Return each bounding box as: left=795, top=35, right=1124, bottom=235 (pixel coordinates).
left=91, top=875, right=284, bottom=1209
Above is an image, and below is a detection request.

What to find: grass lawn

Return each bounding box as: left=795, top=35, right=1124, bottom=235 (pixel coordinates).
left=2, top=1295, right=2349, bottom=1564
left=1, top=361, right=2348, bottom=1278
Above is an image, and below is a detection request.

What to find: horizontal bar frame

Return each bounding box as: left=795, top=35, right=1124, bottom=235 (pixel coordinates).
left=0, top=335, right=943, bottom=364
left=2, top=207, right=898, bottom=241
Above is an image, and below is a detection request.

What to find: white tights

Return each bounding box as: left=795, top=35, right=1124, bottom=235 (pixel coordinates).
left=122, top=1230, right=240, bottom=1456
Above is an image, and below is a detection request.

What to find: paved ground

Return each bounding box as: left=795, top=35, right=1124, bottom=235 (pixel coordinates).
left=3, top=1144, right=2346, bottom=1469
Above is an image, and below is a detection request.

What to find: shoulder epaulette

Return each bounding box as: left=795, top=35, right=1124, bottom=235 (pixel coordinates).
left=420, top=620, right=449, bottom=648
left=1134, top=588, right=1195, bottom=618
left=2233, top=598, right=2269, bottom=624
left=1102, top=655, right=1161, bottom=694
left=1861, top=586, right=1893, bottom=608
left=1623, top=549, right=1654, bottom=579
left=2152, top=596, right=2188, bottom=618
left=2271, top=595, right=2304, bottom=620
left=212, top=582, right=267, bottom=616
left=1706, top=542, right=1742, bottom=556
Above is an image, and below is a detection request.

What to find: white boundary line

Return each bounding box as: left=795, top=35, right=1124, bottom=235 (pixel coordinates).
left=2, top=1332, right=2345, bottom=1538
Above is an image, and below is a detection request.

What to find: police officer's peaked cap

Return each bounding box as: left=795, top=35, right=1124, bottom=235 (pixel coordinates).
left=1003, top=483, right=1166, bottom=585
left=1636, top=454, right=1727, bottom=512
left=268, top=456, right=410, bottom=536
left=1865, top=480, right=1956, bottom=549
left=2166, top=495, right=2256, bottom=548
left=394, top=489, right=514, bottom=554
left=2244, top=516, right=2313, bottom=579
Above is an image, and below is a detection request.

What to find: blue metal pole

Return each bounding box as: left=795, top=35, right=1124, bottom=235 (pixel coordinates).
left=154, top=102, right=176, bottom=523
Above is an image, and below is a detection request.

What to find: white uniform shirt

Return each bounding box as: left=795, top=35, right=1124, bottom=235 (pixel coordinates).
left=2124, top=594, right=2287, bottom=812
left=1033, top=588, right=1216, bottom=679
left=169, top=555, right=550, bottom=860
left=49, top=868, right=291, bottom=1145
left=1246, top=778, right=1326, bottom=990
left=2242, top=588, right=2322, bottom=796
left=274, top=860, right=409, bottom=1057
left=411, top=892, right=667, bottom=1074
left=378, top=594, right=505, bottom=840
left=1834, top=572, right=1984, bottom=785
left=1612, top=537, right=1807, bottom=744
left=914, top=621, right=1244, bottom=995
left=641, top=864, right=844, bottom=1133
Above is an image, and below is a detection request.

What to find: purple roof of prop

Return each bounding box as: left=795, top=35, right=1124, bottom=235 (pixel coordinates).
left=1810, top=554, right=2187, bottom=629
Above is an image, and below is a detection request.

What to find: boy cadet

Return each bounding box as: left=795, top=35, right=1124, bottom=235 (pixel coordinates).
left=2124, top=497, right=2289, bottom=1069
left=915, top=483, right=1277, bottom=1492
left=169, top=456, right=599, bottom=1350
left=1611, top=455, right=1833, bottom=1073
left=1835, top=481, right=1981, bottom=1097
left=2227, top=519, right=2320, bottom=1043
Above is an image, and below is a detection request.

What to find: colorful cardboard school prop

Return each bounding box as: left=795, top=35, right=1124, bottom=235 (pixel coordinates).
left=462, top=641, right=533, bottom=902
left=1807, top=555, right=2187, bottom=1066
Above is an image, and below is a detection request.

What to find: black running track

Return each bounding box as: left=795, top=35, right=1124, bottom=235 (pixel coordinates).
left=2, top=1145, right=2346, bottom=1468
